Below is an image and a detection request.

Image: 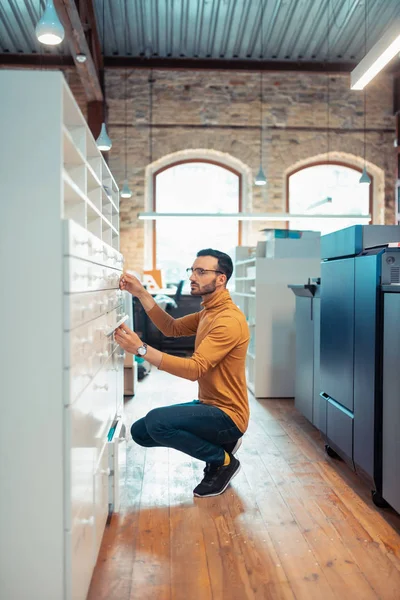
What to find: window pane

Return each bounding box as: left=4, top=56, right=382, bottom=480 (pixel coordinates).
left=156, top=163, right=239, bottom=213
left=155, top=162, right=239, bottom=287
left=289, top=164, right=370, bottom=235
left=156, top=217, right=238, bottom=290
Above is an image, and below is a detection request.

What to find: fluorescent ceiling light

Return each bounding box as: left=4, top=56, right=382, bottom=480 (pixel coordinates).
left=138, top=212, right=371, bottom=221
left=351, top=20, right=400, bottom=90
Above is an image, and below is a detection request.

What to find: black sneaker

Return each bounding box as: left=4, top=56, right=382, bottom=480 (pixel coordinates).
left=222, top=437, right=242, bottom=456
left=193, top=455, right=241, bottom=498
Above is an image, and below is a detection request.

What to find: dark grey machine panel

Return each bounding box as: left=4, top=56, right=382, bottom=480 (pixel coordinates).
left=382, top=291, right=400, bottom=513
left=294, top=295, right=314, bottom=423
left=353, top=254, right=379, bottom=480
left=321, top=225, right=400, bottom=260
left=320, top=258, right=355, bottom=412
left=313, top=296, right=322, bottom=431
left=326, top=399, right=354, bottom=465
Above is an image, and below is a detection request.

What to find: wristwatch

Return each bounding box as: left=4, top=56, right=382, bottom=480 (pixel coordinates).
left=136, top=343, right=148, bottom=357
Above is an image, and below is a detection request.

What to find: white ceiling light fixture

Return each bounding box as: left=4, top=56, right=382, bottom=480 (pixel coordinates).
left=96, top=0, right=112, bottom=152
left=138, top=212, right=371, bottom=221
left=351, top=19, right=400, bottom=90
left=35, top=0, right=64, bottom=46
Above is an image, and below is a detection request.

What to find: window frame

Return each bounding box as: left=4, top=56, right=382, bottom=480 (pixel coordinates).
left=285, top=160, right=373, bottom=229
left=151, top=159, right=243, bottom=270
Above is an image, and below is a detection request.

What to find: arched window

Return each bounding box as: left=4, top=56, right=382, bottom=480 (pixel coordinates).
left=152, top=160, right=241, bottom=287
left=288, top=162, right=372, bottom=235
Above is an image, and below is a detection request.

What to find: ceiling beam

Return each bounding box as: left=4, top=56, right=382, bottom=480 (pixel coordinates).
left=394, top=74, right=400, bottom=115
left=53, top=0, right=102, bottom=102
left=81, top=0, right=103, bottom=75
left=0, top=54, right=74, bottom=69
left=103, top=56, right=358, bottom=74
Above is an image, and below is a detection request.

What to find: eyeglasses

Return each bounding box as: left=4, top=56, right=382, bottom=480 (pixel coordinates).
left=186, top=267, right=224, bottom=277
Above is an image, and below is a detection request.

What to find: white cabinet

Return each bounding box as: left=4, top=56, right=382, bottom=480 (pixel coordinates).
left=234, top=245, right=320, bottom=398
left=0, top=71, right=126, bottom=600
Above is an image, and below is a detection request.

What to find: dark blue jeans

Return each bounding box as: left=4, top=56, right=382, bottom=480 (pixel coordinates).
left=130, top=400, right=243, bottom=465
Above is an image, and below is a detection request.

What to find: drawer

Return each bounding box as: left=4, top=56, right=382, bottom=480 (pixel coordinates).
left=64, top=400, right=96, bottom=531
left=66, top=496, right=95, bottom=600
left=65, top=309, right=122, bottom=369
left=93, top=445, right=110, bottom=561
left=64, top=289, right=124, bottom=331
left=64, top=342, right=119, bottom=406
left=64, top=352, right=119, bottom=526
left=64, top=256, right=121, bottom=293
left=325, top=395, right=354, bottom=465
left=64, top=219, right=124, bottom=270
left=113, top=348, right=125, bottom=416
left=90, top=362, right=118, bottom=454
left=108, top=418, right=127, bottom=513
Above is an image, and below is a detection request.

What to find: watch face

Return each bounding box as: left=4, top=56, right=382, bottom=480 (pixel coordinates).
left=137, top=345, right=147, bottom=356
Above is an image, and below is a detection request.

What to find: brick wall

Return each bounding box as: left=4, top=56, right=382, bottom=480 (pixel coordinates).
left=77, top=68, right=397, bottom=272
left=65, top=68, right=87, bottom=120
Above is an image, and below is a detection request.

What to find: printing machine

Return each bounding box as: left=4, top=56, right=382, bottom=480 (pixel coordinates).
left=319, top=225, right=400, bottom=507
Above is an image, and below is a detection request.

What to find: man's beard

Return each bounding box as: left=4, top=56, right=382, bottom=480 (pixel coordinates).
left=190, top=279, right=217, bottom=296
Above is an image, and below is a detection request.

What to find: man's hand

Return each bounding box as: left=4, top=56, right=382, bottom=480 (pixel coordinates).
left=114, top=322, right=163, bottom=368
left=114, top=323, right=143, bottom=354
left=119, top=272, right=145, bottom=297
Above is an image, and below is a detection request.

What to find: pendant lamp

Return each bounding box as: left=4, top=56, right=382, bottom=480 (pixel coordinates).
left=96, top=0, right=112, bottom=152
left=35, top=1, right=64, bottom=46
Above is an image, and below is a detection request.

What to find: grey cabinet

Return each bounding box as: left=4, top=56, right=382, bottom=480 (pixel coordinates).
left=382, top=291, right=400, bottom=513
left=289, top=283, right=320, bottom=428
left=320, top=258, right=355, bottom=412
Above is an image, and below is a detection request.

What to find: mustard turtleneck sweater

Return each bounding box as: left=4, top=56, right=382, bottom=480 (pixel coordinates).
left=146, top=288, right=250, bottom=433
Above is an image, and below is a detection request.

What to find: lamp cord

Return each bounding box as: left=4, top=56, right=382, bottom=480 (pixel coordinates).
left=259, top=0, right=263, bottom=165
left=327, top=0, right=330, bottom=164
left=124, top=0, right=128, bottom=179
left=149, top=69, right=153, bottom=165
left=363, top=0, right=368, bottom=164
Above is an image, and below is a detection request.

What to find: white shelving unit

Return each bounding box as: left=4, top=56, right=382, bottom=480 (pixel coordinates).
left=0, top=70, right=126, bottom=600
left=234, top=244, right=320, bottom=398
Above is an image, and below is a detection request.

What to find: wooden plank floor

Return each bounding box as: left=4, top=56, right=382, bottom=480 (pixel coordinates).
left=88, top=369, right=400, bottom=600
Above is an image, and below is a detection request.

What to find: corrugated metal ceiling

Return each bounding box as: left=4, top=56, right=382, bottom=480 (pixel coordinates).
left=0, top=0, right=399, bottom=63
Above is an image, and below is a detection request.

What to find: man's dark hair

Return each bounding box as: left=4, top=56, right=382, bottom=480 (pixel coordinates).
left=196, top=248, right=233, bottom=282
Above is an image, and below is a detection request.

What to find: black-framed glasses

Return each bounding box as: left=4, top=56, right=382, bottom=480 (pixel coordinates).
left=186, top=267, right=224, bottom=277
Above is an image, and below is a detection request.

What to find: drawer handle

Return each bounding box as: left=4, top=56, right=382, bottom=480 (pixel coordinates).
left=77, top=337, right=93, bottom=345
left=74, top=238, right=91, bottom=247
left=81, top=304, right=93, bottom=312
left=95, top=351, right=109, bottom=359
left=93, top=383, right=108, bottom=391
left=101, top=467, right=111, bottom=476
left=118, top=352, right=125, bottom=359
left=79, top=516, right=94, bottom=526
